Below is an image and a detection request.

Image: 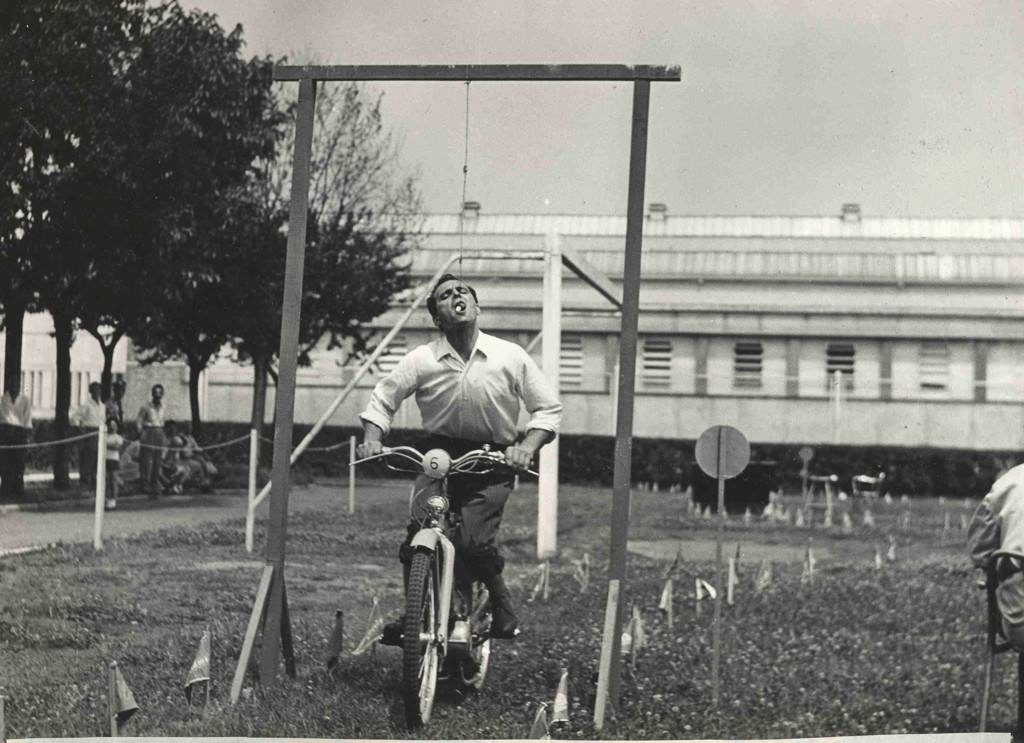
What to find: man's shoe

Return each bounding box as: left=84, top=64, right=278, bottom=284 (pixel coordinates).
left=490, top=596, right=519, bottom=639
left=380, top=620, right=403, bottom=647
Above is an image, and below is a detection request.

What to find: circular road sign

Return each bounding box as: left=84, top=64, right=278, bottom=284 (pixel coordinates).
left=695, top=425, right=750, bottom=480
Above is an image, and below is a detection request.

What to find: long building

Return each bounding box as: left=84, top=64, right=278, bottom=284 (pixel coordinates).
left=5, top=203, right=1024, bottom=451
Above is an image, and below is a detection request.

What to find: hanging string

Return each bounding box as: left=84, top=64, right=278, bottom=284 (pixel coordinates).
left=458, top=79, right=471, bottom=277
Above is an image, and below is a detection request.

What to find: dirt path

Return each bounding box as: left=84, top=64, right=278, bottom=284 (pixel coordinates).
left=0, top=482, right=370, bottom=556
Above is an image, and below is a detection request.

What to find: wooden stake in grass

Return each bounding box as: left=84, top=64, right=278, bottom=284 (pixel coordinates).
left=863, top=509, right=876, bottom=528
left=325, top=609, right=345, bottom=672
left=755, top=560, right=772, bottom=592
left=887, top=535, right=897, bottom=563
left=659, top=578, right=674, bottom=628
left=874, top=547, right=884, bottom=570
left=1, top=694, right=6, bottom=743
left=942, top=511, right=951, bottom=540
left=593, top=579, right=620, bottom=732
left=727, top=557, right=739, bottom=605
left=351, top=596, right=384, bottom=656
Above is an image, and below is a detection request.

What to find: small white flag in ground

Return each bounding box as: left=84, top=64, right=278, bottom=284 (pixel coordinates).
left=620, top=622, right=633, bottom=656
left=659, top=578, right=674, bottom=627
left=551, top=669, right=569, bottom=724
left=874, top=547, right=884, bottom=569
left=762, top=502, right=774, bottom=518
left=352, top=596, right=385, bottom=655
left=529, top=701, right=551, bottom=739
left=842, top=511, right=854, bottom=534
left=109, top=661, right=139, bottom=731
left=884, top=493, right=893, bottom=505
left=960, top=512, right=970, bottom=531
left=727, top=557, right=739, bottom=605
left=529, top=561, right=551, bottom=603
left=863, top=509, right=876, bottom=527
left=900, top=494, right=910, bottom=504
left=696, top=577, right=717, bottom=600
left=184, top=629, right=211, bottom=703
left=572, top=553, right=590, bottom=593
left=755, top=560, right=773, bottom=592
left=823, top=507, right=834, bottom=529
left=938, top=495, right=946, bottom=507
left=795, top=509, right=805, bottom=528
left=886, top=535, right=897, bottom=562
left=800, top=545, right=816, bottom=585
left=702, top=504, right=713, bottom=520
left=743, top=507, right=752, bottom=525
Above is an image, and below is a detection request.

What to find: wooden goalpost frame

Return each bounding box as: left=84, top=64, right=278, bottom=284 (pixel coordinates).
left=248, top=63, right=680, bottom=708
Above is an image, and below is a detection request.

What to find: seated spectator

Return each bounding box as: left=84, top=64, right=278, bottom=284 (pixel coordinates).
left=161, top=425, right=217, bottom=494
left=968, top=462, right=1024, bottom=651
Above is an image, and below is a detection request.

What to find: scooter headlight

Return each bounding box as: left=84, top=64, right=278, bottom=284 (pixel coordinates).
left=425, top=495, right=448, bottom=518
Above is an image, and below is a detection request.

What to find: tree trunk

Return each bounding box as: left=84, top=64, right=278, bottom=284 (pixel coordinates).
left=188, top=359, right=204, bottom=437
left=52, top=310, right=73, bottom=490
left=87, top=327, right=123, bottom=401
left=3, top=301, right=25, bottom=389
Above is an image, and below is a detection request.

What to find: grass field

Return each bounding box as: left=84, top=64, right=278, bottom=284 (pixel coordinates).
left=0, top=477, right=1009, bottom=739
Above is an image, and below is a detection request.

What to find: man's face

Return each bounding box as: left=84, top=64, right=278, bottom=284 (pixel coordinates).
left=432, top=279, right=478, bottom=329
left=153, top=386, right=164, bottom=402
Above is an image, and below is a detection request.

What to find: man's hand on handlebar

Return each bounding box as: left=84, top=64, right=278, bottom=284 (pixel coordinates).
left=356, top=439, right=384, bottom=459
left=504, top=445, right=535, bottom=472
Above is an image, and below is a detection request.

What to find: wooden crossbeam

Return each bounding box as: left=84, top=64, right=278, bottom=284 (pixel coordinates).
left=273, top=64, right=681, bottom=82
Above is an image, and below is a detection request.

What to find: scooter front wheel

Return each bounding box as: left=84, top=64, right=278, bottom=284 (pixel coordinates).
left=403, top=549, right=440, bottom=728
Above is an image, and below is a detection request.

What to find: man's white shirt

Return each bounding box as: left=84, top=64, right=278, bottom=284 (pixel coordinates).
left=360, top=331, right=562, bottom=445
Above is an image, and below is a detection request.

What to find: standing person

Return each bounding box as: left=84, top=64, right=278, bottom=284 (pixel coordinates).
left=0, top=372, right=33, bottom=501
left=71, top=381, right=104, bottom=492
left=104, top=418, right=124, bottom=510
left=357, top=274, right=562, bottom=639
left=136, top=384, right=167, bottom=497
left=106, top=377, right=127, bottom=429
left=968, top=463, right=1024, bottom=650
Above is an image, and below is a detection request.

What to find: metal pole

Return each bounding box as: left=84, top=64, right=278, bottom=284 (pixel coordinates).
left=712, top=427, right=725, bottom=709
left=108, top=661, right=117, bottom=736
left=538, top=232, right=562, bottom=559
left=93, top=428, right=106, bottom=552
left=260, top=76, right=317, bottom=686
left=833, top=369, right=842, bottom=444
left=348, top=435, right=356, bottom=515
left=606, top=78, right=651, bottom=707
left=246, top=428, right=257, bottom=552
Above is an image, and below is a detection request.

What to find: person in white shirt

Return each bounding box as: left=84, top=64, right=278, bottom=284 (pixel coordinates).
left=358, top=273, right=562, bottom=639
left=71, top=382, right=105, bottom=490
left=0, top=372, right=33, bottom=501
left=968, top=463, right=1024, bottom=650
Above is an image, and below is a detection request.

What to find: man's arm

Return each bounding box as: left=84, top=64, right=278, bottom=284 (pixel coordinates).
left=356, top=353, right=418, bottom=457
left=968, top=498, right=1001, bottom=569
left=507, top=348, right=563, bottom=471
left=506, top=428, right=553, bottom=471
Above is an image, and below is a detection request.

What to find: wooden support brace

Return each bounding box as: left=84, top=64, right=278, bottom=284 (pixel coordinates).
left=230, top=565, right=274, bottom=704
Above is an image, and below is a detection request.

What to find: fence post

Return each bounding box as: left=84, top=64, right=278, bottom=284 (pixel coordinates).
left=246, top=428, right=258, bottom=552
left=93, top=427, right=107, bottom=552
left=348, top=435, right=356, bottom=515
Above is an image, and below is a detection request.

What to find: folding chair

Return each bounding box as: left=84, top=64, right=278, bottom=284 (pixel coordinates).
left=979, top=549, right=1024, bottom=739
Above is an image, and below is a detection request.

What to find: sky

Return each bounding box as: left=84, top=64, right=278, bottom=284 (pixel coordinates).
left=189, top=0, right=1024, bottom=218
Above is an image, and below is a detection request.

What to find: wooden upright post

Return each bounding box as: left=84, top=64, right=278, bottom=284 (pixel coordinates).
left=538, top=232, right=562, bottom=559
left=258, top=75, right=317, bottom=687
left=605, top=78, right=651, bottom=707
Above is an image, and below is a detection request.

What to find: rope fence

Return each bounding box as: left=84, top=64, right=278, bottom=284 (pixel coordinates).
left=0, top=429, right=99, bottom=449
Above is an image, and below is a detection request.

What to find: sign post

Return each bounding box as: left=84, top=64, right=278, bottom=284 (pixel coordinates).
left=695, top=424, right=750, bottom=710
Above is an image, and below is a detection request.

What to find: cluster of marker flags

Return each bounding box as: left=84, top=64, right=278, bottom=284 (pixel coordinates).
left=98, top=629, right=211, bottom=735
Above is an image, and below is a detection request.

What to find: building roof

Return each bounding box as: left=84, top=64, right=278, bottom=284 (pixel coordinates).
left=422, top=213, right=1024, bottom=240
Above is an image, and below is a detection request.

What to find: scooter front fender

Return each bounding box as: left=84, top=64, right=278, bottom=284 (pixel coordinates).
left=410, top=528, right=455, bottom=654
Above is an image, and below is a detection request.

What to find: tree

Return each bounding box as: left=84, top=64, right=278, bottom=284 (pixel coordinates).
left=119, top=3, right=284, bottom=435
left=0, top=0, right=143, bottom=489
left=231, top=79, right=424, bottom=436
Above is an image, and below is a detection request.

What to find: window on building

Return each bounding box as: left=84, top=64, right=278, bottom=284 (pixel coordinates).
left=919, top=341, right=950, bottom=392
left=559, top=334, right=583, bottom=389
left=825, top=342, right=855, bottom=392
left=71, top=371, right=95, bottom=407
left=375, top=335, right=408, bottom=374
left=733, top=341, right=763, bottom=389
left=641, top=337, right=672, bottom=389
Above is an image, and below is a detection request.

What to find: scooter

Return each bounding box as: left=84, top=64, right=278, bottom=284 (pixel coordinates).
left=355, top=444, right=527, bottom=728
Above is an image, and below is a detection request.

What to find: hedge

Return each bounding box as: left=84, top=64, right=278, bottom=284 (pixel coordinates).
left=14, top=420, right=1019, bottom=500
